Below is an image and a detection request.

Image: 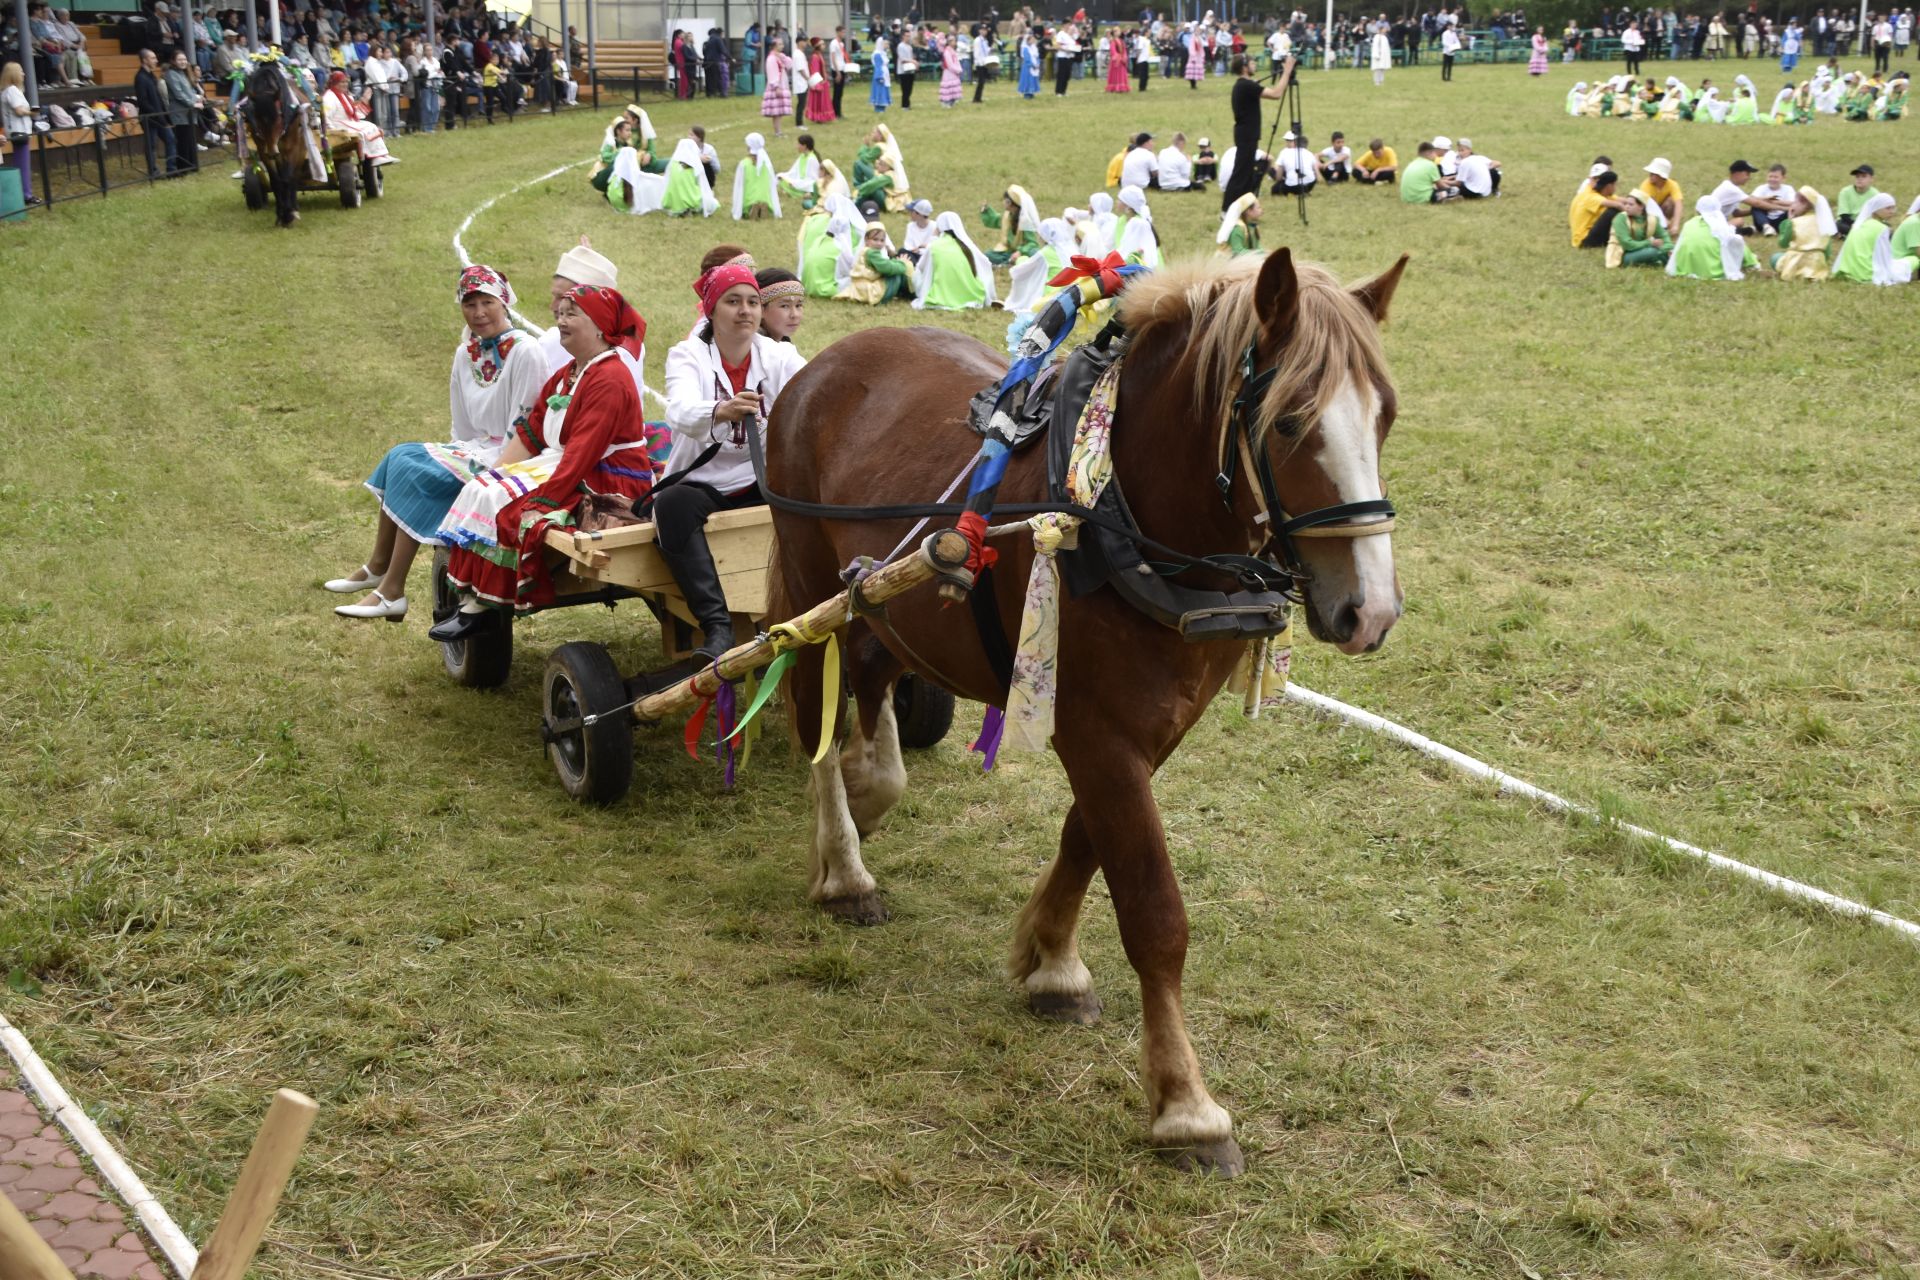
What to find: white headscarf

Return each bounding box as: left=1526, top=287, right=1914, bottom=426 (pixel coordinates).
left=1116, top=189, right=1160, bottom=268
left=912, top=209, right=997, bottom=309
left=623, top=104, right=657, bottom=144
left=731, top=132, right=782, bottom=220
left=873, top=122, right=910, bottom=193
left=1217, top=192, right=1257, bottom=244
left=1117, top=184, right=1151, bottom=220
left=1005, top=183, right=1043, bottom=240
left=1037, top=217, right=1077, bottom=258
left=1798, top=184, right=1838, bottom=237
left=611, top=145, right=667, bottom=216
left=1769, top=85, right=1796, bottom=117
left=1734, top=72, right=1757, bottom=100
left=1862, top=193, right=1915, bottom=284
left=667, top=136, right=719, bottom=216
left=1627, top=188, right=1666, bottom=231
left=1566, top=81, right=1588, bottom=114
left=1084, top=192, right=1118, bottom=257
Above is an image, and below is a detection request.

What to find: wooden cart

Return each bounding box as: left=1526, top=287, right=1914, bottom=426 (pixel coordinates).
left=430, top=505, right=959, bottom=804
left=242, top=127, right=387, bottom=213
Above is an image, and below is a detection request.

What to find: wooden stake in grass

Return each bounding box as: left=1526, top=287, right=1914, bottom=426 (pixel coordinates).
left=0, top=1189, right=75, bottom=1280
left=190, top=1088, right=319, bottom=1280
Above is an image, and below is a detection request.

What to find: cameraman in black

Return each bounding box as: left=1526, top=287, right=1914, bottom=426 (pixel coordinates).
left=1220, top=51, right=1297, bottom=213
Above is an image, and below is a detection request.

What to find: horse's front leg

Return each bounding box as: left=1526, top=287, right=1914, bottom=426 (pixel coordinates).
left=1062, top=747, right=1243, bottom=1177
left=1008, top=803, right=1102, bottom=1024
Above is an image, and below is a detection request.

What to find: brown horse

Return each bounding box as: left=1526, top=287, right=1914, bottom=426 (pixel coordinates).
left=244, top=61, right=305, bottom=227
left=764, top=248, right=1407, bottom=1176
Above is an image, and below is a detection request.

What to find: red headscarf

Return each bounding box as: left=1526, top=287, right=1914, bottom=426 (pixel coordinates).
left=327, top=69, right=348, bottom=90
left=564, top=285, right=645, bottom=359
left=694, top=263, right=760, bottom=318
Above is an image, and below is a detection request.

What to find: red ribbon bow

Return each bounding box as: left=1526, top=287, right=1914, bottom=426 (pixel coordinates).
left=1047, top=251, right=1128, bottom=298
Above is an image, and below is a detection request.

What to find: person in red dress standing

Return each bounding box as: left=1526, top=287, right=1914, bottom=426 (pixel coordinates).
left=429, top=287, right=653, bottom=639
left=671, top=31, right=697, bottom=99
left=806, top=37, right=836, bottom=121
left=1106, top=31, right=1131, bottom=91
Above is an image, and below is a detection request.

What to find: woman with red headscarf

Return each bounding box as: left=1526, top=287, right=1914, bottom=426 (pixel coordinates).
left=428, top=285, right=654, bottom=641
left=321, top=66, right=393, bottom=165
left=658, top=264, right=808, bottom=662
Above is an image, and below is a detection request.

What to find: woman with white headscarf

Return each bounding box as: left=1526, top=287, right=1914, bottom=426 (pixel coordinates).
left=1115, top=185, right=1160, bottom=268
left=981, top=183, right=1044, bottom=265
left=1658, top=76, right=1687, bottom=119
left=1767, top=84, right=1796, bottom=122
left=1217, top=192, right=1262, bottom=256
left=913, top=210, right=995, bottom=310
left=872, top=122, right=912, bottom=211
left=1668, top=194, right=1754, bottom=280
left=1697, top=85, right=1731, bottom=122
left=1770, top=185, right=1838, bottom=280
left=797, top=196, right=850, bottom=297
left=611, top=140, right=670, bottom=216
left=1814, top=71, right=1846, bottom=113
left=1605, top=191, right=1672, bottom=267
left=1370, top=25, right=1391, bottom=87
left=1832, top=192, right=1911, bottom=283
left=662, top=134, right=720, bottom=216
left=1891, top=194, right=1920, bottom=266
left=1082, top=192, right=1119, bottom=258
left=1566, top=80, right=1589, bottom=116
left=1726, top=73, right=1762, bottom=123
left=1002, top=217, right=1077, bottom=313
left=732, top=132, right=781, bottom=219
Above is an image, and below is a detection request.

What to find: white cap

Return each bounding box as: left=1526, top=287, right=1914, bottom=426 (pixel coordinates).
left=1283, top=130, right=1297, bottom=141
left=1644, top=156, right=1673, bottom=179
left=555, top=241, right=618, bottom=290
left=1456, top=137, right=1471, bottom=148
left=1431, top=134, right=1453, bottom=150
left=1590, top=162, right=1610, bottom=179
left=908, top=197, right=933, bottom=215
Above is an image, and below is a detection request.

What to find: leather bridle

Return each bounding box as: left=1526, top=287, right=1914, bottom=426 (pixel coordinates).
left=1215, top=338, right=1396, bottom=596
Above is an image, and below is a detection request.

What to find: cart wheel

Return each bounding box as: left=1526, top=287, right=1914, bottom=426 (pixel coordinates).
left=893, top=674, right=956, bottom=750
left=243, top=166, right=266, bottom=210
left=338, top=157, right=361, bottom=208
left=363, top=159, right=383, bottom=199
left=432, top=548, right=513, bottom=688
left=543, top=642, right=634, bottom=805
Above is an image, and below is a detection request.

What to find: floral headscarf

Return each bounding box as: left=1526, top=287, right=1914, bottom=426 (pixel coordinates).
left=457, top=263, right=516, bottom=308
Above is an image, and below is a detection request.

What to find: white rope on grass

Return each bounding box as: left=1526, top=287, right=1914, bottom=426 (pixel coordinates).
left=0, top=1012, right=200, bottom=1279
left=1282, top=683, right=1920, bottom=942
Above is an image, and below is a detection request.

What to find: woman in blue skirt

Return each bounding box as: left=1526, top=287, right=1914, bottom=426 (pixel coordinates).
left=325, top=264, right=548, bottom=621
left=1017, top=32, right=1042, bottom=98
left=870, top=39, right=892, bottom=111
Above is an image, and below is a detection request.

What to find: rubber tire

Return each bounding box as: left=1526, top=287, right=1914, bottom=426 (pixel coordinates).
left=543, top=641, right=634, bottom=805
left=432, top=548, right=514, bottom=688
left=363, top=159, right=383, bottom=199
left=338, top=156, right=361, bottom=208
left=243, top=166, right=266, bottom=210
left=893, top=674, right=956, bottom=750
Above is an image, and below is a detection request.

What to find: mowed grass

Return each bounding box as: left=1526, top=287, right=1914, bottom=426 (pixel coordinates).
left=3, top=61, right=1920, bottom=1279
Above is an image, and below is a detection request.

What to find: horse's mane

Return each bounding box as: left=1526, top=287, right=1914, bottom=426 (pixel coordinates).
left=1117, top=255, right=1394, bottom=444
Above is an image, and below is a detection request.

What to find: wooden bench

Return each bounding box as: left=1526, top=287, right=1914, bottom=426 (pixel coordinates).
left=589, top=39, right=667, bottom=89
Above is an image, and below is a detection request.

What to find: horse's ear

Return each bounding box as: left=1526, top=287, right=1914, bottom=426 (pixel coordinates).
left=1352, top=254, right=1410, bottom=324
left=1254, top=247, right=1299, bottom=342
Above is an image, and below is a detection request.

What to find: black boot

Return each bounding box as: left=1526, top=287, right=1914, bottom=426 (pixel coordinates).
left=659, top=535, right=734, bottom=664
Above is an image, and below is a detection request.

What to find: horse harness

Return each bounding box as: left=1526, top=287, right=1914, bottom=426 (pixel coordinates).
left=742, top=313, right=1399, bottom=691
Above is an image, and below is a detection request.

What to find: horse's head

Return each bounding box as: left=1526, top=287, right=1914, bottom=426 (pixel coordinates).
left=1120, top=249, right=1408, bottom=656
left=244, top=60, right=287, bottom=139
left=1242, top=248, right=1407, bottom=654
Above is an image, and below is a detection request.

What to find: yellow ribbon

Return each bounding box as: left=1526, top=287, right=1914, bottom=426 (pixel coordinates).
left=813, top=632, right=840, bottom=764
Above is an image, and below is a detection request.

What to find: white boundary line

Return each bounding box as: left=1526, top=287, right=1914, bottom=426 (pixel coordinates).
left=0, top=1012, right=199, bottom=1279
left=1283, top=684, right=1920, bottom=942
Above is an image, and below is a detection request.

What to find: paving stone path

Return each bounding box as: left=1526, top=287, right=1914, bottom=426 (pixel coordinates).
left=1, top=1080, right=169, bottom=1280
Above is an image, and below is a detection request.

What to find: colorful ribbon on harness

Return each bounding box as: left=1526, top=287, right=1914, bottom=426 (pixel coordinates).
left=1047, top=251, right=1130, bottom=298
left=996, top=357, right=1122, bottom=756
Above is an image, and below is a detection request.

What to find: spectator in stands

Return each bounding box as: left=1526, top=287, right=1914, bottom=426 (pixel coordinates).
left=2, top=62, right=35, bottom=205
left=363, top=41, right=400, bottom=133
left=164, top=48, right=203, bottom=173
left=52, top=8, right=89, bottom=85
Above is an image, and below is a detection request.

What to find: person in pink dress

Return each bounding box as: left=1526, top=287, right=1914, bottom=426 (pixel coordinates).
left=806, top=37, right=836, bottom=122
left=938, top=33, right=963, bottom=106
left=761, top=35, right=793, bottom=133
left=1529, top=27, right=1550, bottom=74
left=1106, top=31, right=1131, bottom=91
left=1184, top=24, right=1206, bottom=87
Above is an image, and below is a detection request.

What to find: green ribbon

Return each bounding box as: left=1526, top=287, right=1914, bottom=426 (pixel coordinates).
left=725, top=649, right=793, bottom=741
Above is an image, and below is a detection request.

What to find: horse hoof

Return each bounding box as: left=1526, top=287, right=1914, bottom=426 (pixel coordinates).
left=1161, top=1136, right=1246, bottom=1179
left=1029, top=989, right=1102, bottom=1025
left=820, top=892, right=889, bottom=925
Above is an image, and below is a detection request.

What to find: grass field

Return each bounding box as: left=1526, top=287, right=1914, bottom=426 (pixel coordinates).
left=4, top=59, right=1920, bottom=1279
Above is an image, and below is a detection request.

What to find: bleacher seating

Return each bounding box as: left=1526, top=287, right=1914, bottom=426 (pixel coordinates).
left=588, top=39, right=667, bottom=90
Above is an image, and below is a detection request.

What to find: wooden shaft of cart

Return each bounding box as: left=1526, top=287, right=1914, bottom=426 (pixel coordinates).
left=631, top=529, right=972, bottom=725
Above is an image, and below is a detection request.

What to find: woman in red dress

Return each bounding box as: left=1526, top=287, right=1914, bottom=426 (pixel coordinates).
left=1105, top=31, right=1131, bottom=91
left=805, top=37, right=836, bottom=122
left=671, top=31, right=696, bottom=99
left=429, top=286, right=654, bottom=639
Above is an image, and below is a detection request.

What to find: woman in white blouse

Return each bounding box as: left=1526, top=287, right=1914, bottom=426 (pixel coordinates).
left=660, top=265, right=807, bottom=661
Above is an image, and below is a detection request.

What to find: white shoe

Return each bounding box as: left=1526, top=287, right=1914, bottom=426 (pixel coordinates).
left=334, top=590, right=408, bottom=621
left=323, top=564, right=381, bottom=593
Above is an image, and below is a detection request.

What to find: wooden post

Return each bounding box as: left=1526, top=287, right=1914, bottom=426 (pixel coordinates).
left=0, top=1191, right=74, bottom=1280
left=188, top=1089, right=319, bottom=1280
